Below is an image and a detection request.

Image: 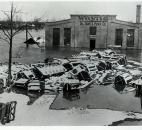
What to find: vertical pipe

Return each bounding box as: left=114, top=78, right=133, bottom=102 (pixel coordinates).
left=136, top=5, right=141, bottom=49
left=136, top=5, right=141, bottom=23
left=138, top=25, right=140, bottom=49
left=106, top=20, right=109, bottom=49
left=74, top=20, right=75, bottom=51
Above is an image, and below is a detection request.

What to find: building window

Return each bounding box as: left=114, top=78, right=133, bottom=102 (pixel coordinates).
left=115, top=28, right=123, bottom=46
left=127, top=29, right=135, bottom=47
left=90, top=27, right=97, bottom=35
left=53, top=28, right=60, bottom=46
left=64, top=28, right=71, bottom=46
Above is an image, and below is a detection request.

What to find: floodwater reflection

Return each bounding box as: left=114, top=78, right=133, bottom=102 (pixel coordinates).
left=50, top=84, right=142, bottom=112
left=114, top=84, right=126, bottom=93
left=63, top=89, right=80, bottom=101
left=135, top=87, right=142, bottom=109
left=12, top=86, right=43, bottom=105
left=119, top=49, right=142, bottom=62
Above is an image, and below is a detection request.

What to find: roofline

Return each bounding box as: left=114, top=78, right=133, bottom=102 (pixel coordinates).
left=46, top=14, right=118, bottom=24
left=115, top=19, right=136, bottom=24
left=111, top=20, right=138, bottom=28
left=70, top=14, right=117, bottom=17
left=46, top=19, right=71, bottom=23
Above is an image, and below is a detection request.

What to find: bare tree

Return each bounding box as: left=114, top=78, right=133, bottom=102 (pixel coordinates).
left=0, top=2, right=23, bottom=89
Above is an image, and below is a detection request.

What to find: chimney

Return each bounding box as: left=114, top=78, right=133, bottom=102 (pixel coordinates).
left=136, top=5, right=141, bottom=23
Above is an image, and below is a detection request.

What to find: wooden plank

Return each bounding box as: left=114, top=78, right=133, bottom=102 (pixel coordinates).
left=78, top=79, right=95, bottom=89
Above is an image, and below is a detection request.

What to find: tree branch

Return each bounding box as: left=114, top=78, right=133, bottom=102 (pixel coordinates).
left=0, top=36, right=10, bottom=44
left=12, top=24, right=24, bottom=36
left=3, top=26, right=11, bottom=36
left=1, top=10, right=11, bottom=20
left=1, top=27, right=11, bottom=40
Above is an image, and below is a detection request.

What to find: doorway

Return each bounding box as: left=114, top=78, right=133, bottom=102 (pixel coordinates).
left=64, top=28, right=71, bottom=46
left=90, top=39, right=96, bottom=51
left=115, top=28, right=123, bottom=46
left=127, top=29, right=134, bottom=47
left=89, top=27, right=96, bottom=51
left=53, top=28, right=60, bottom=46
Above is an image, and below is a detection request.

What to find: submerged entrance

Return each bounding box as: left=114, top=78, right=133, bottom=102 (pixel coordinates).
left=90, top=27, right=97, bottom=50
left=127, top=29, right=134, bottom=47
left=115, top=28, right=123, bottom=46
left=53, top=28, right=60, bottom=46
left=64, top=28, right=71, bottom=46
left=90, top=39, right=96, bottom=51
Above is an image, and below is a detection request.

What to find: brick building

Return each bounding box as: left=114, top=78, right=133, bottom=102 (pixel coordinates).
left=45, top=5, right=142, bottom=50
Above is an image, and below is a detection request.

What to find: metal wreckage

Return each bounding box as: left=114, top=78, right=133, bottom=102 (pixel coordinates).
left=1, top=49, right=142, bottom=124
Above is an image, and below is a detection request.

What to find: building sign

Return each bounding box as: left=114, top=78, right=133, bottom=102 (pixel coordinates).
left=80, top=21, right=107, bottom=26
left=78, top=15, right=108, bottom=26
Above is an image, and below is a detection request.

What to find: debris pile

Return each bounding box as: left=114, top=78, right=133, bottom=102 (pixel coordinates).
left=0, top=49, right=142, bottom=94
left=1, top=49, right=142, bottom=124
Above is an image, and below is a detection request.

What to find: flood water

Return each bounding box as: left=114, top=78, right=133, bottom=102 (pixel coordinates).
left=12, top=86, right=57, bottom=105
left=1, top=28, right=142, bottom=64
left=0, top=29, right=49, bottom=65
left=2, top=29, right=142, bottom=125
left=50, top=84, right=142, bottom=113
left=115, top=120, right=142, bottom=126
left=12, top=86, right=44, bottom=105
left=120, top=49, right=142, bottom=62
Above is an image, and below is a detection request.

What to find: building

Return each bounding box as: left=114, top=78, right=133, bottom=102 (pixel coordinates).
left=45, top=5, right=142, bottom=50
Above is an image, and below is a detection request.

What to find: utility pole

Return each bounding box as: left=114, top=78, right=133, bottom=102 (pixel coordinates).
left=25, top=23, right=29, bottom=48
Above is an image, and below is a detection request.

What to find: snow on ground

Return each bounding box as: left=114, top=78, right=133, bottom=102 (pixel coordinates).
left=1, top=92, right=142, bottom=126
left=0, top=92, right=29, bottom=104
